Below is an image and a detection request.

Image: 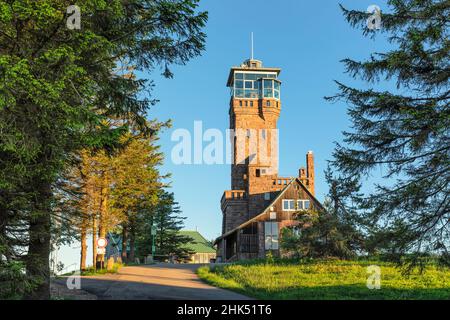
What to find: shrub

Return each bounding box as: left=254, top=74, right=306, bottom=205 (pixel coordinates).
left=0, top=261, right=37, bottom=299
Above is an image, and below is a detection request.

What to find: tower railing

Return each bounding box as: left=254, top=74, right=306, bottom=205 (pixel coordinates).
left=221, top=190, right=247, bottom=211
left=272, top=177, right=293, bottom=187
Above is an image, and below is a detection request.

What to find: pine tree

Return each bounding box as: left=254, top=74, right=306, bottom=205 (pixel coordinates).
left=109, top=130, right=166, bottom=263
left=0, top=0, right=207, bottom=298
left=326, top=1, right=449, bottom=267
left=136, top=191, right=194, bottom=261
left=281, top=165, right=364, bottom=259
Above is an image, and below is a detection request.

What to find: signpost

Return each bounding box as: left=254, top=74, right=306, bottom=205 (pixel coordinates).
left=96, top=237, right=108, bottom=269
left=97, top=237, right=108, bottom=248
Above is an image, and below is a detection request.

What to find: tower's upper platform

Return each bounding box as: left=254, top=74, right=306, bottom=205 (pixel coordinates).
left=227, top=59, right=281, bottom=100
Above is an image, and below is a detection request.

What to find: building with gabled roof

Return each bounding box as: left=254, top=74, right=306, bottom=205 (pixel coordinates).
left=179, top=230, right=216, bottom=263
left=215, top=58, right=324, bottom=262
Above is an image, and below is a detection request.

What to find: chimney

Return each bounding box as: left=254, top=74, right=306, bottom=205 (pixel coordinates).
left=299, top=167, right=307, bottom=180
left=306, top=151, right=315, bottom=195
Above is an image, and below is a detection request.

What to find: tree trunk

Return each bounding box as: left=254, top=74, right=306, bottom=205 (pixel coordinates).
left=97, top=173, right=108, bottom=266
left=92, top=213, right=97, bottom=269
left=0, top=205, right=7, bottom=257
left=25, top=182, right=51, bottom=300
left=129, top=223, right=135, bottom=263
left=80, top=218, right=87, bottom=271
left=80, top=173, right=93, bottom=272
left=121, top=224, right=128, bottom=263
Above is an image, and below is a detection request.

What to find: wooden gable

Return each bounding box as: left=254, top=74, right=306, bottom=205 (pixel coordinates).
left=244, top=178, right=323, bottom=225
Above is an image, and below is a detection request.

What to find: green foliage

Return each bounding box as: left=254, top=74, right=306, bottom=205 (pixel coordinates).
left=326, top=1, right=450, bottom=268
left=0, top=0, right=207, bottom=298
left=281, top=212, right=360, bottom=260
left=281, top=165, right=365, bottom=259
left=198, top=260, right=450, bottom=300
left=135, top=191, right=194, bottom=261
left=0, top=260, right=37, bottom=299
left=265, top=251, right=275, bottom=265
left=80, top=262, right=122, bottom=276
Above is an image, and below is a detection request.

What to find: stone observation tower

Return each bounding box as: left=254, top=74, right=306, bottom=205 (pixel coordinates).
left=220, top=58, right=315, bottom=235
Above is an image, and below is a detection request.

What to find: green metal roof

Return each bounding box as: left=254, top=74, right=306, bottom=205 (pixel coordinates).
left=179, top=230, right=216, bottom=253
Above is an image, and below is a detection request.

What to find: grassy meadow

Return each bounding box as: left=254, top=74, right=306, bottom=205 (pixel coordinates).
left=197, top=260, right=450, bottom=300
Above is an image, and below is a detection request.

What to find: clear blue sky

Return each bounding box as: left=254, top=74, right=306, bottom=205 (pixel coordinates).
left=147, top=0, right=391, bottom=241
left=58, top=0, right=395, bottom=271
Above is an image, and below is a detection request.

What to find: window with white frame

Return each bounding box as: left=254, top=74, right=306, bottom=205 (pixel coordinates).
left=264, top=222, right=279, bottom=250
left=282, top=199, right=295, bottom=211
left=296, top=199, right=311, bottom=210
left=232, top=72, right=279, bottom=99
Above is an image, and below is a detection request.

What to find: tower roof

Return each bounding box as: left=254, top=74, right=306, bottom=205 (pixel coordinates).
left=226, top=59, right=281, bottom=87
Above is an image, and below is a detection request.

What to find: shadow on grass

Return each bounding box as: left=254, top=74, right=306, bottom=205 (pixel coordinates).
left=238, top=284, right=450, bottom=300
left=197, top=266, right=450, bottom=300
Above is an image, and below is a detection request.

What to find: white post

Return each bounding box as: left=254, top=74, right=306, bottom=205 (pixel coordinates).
left=251, top=32, right=254, bottom=60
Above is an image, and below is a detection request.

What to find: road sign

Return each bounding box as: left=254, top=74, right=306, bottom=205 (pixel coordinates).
left=97, top=237, right=108, bottom=248
left=97, top=247, right=106, bottom=255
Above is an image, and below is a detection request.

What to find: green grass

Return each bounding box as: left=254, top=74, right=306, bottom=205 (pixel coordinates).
left=80, top=262, right=123, bottom=276
left=197, top=260, right=450, bottom=300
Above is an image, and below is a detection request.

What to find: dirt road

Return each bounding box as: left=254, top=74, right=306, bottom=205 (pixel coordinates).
left=55, top=263, right=251, bottom=300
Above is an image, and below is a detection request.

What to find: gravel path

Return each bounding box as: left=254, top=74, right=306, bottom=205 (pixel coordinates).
left=53, top=263, right=251, bottom=300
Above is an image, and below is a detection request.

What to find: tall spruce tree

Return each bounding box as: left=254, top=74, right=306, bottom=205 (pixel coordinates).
left=326, top=1, right=449, bottom=267
left=136, top=191, right=194, bottom=261
left=0, top=0, right=207, bottom=299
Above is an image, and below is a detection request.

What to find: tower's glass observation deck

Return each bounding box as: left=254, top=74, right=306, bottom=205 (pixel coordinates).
left=227, top=59, right=281, bottom=100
